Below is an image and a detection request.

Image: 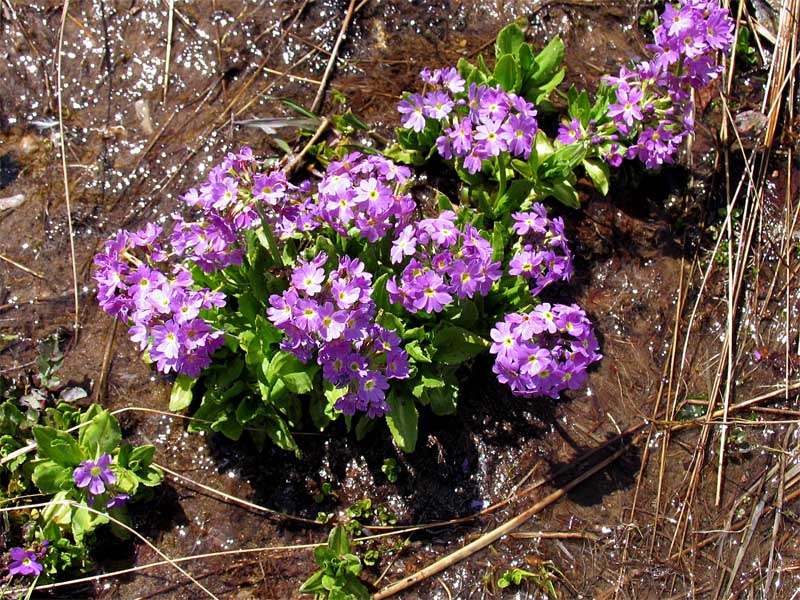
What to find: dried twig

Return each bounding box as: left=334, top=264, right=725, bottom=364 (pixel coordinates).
left=56, top=0, right=81, bottom=336
left=309, top=0, right=357, bottom=114
left=0, top=253, right=44, bottom=279
left=162, top=0, right=175, bottom=103
left=372, top=435, right=639, bottom=599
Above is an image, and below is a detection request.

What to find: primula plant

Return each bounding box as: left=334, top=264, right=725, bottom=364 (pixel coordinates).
left=94, top=0, right=734, bottom=453
left=0, top=363, right=163, bottom=584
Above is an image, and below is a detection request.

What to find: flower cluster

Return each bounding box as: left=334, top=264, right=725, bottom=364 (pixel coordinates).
left=559, top=0, right=734, bottom=168
left=169, top=148, right=261, bottom=272
left=5, top=542, right=48, bottom=578
left=399, top=68, right=539, bottom=174
left=267, top=253, right=409, bottom=418
left=93, top=226, right=225, bottom=376
left=73, top=453, right=130, bottom=508
left=490, top=303, right=601, bottom=398
left=315, top=152, right=416, bottom=242
left=509, top=205, right=574, bottom=296
left=386, top=210, right=502, bottom=313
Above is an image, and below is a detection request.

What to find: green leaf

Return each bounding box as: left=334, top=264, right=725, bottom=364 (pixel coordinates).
left=383, top=143, right=427, bottom=166
left=354, top=415, right=375, bottom=440
left=235, top=395, right=260, bottom=425
left=510, top=158, right=533, bottom=179
left=281, top=371, right=314, bottom=395
left=372, top=273, right=390, bottom=312
left=495, top=23, right=526, bottom=57
left=476, top=53, right=491, bottom=77
left=79, top=409, right=121, bottom=456
left=169, top=375, right=197, bottom=411
left=71, top=505, right=109, bottom=544
left=334, top=109, right=370, bottom=133
left=432, top=326, right=489, bottom=365
left=493, top=53, right=520, bottom=92
left=568, top=86, right=592, bottom=125
left=33, top=425, right=84, bottom=467
left=328, top=524, right=352, bottom=556
left=43, top=491, right=73, bottom=527
left=436, top=191, right=454, bottom=212
left=583, top=158, right=610, bottom=195
left=494, top=179, right=533, bottom=216
left=385, top=392, right=418, bottom=453
left=127, top=445, right=155, bottom=471
left=411, top=371, right=445, bottom=399
left=299, top=569, right=326, bottom=594
left=405, top=340, right=432, bottom=363
left=211, top=413, right=243, bottom=441
left=264, top=415, right=300, bottom=456
left=134, top=464, right=163, bottom=487
left=532, top=36, right=564, bottom=82
left=491, top=226, right=508, bottom=263
left=279, top=98, right=320, bottom=120
left=549, top=179, right=581, bottom=209
left=31, top=461, right=72, bottom=494
left=429, top=381, right=459, bottom=416
left=0, top=401, right=25, bottom=435
left=457, top=57, right=485, bottom=86
left=211, top=356, right=245, bottom=390
left=445, top=299, right=479, bottom=328
left=265, top=350, right=306, bottom=386
left=517, top=42, right=534, bottom=78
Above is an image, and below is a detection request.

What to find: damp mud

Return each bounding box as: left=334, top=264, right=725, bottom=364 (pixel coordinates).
left=1, top=1, right=799, bottom=598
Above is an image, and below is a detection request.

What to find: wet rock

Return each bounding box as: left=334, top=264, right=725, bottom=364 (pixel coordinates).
left=751, top=0, right=780, bottom=38
left=0, top=193, right=25, bottom=211
left=733, top=109, right=768, bottom=150
left=134, top=100, right=155, bottom=136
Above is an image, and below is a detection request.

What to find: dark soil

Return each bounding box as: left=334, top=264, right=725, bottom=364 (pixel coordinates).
left=1, top=1, right=798, bottom=599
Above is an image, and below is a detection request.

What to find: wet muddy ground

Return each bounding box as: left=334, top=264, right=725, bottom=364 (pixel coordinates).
left=2, top=0, right=800, bottom=598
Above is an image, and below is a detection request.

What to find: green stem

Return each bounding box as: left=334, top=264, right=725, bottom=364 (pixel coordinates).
left=255, top=203, right=284, bottom=267
left=496, top=153, right=507, bottom=201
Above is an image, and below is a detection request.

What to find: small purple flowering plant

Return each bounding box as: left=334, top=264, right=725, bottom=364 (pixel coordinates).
left=4, top=542, right=48, bottom=581
left=393, top=0, right=734, bottom=208
left=0, top=376, right=163, bottom=583
left=90, top=0, right=733, bottom=454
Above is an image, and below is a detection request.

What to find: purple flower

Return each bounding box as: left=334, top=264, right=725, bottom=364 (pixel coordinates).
left=474, top=119, right=508, bottom=157
left=490, top=320, right=519, bottom=360
left=7, top=548, right=43, bottom=577
left=292, top=260, right=326, bottom=296
left=448, top=118, right=473, bottom=156
left=557, top=118, right=583, bottom=145
left=503, top=114, right=537, bottom=158
left=106, top=493, right=130, bottom=509
left=608, top=86, right=644, bottom=127
left=73, top=453, right=116, bottom=496
left=412, top=272, right=452, bottom=313
left=397, top=93, right=426, bottom=132
left=440, top=66, right=466, bottom=94
left=490, top=305, right=601, bottom=399
left=422, top=90, right=455, bottom=120
left=509, top=205, right=574, bottom=296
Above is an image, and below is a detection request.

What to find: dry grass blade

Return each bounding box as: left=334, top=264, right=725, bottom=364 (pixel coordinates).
left=0, top=252, right=44, bottom=279
left=309, top=0, right=357, bottom=114
left=19, top=541, right=321, bottom=594
left=761, top=0, right=800, bottom=148
left=155, top=463, right=323, bottom=526
left=162, top=0, right=175, bottom=103
left=56, top=0, right=80, bottom=336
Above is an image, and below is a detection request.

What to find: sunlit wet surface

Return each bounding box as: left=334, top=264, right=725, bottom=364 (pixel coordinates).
left=1, top=0, right=800, bottom=598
